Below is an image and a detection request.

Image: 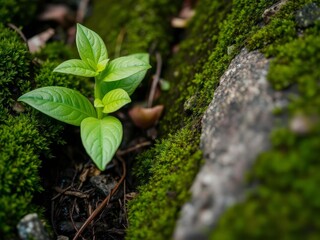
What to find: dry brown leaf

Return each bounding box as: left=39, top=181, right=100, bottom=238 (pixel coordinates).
left=171, top=0, right=195, bottom=28
left=171, top=17, right=189, bottom=28
left=28, top=28, right=55, bottom=53
left=38, top=4, right=74, bottom=26
left=128, top=105, right=164, bottom=129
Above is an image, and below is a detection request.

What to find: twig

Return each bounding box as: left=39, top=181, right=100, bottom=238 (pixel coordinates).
left=54, top=187, right=90, bottom=199
left=7, top=23, right=29, bottom=51
left=147, top=52, right=162, bottom=108
left=76, top=0, right=90, bottom=23
left=52, top=186, right=72, bottom=200
left=73, top=157, right=127, bottom=240
left=88, top=203, right=96, bottom=240
left=70, top=202, right=80, bottom=235
left=117, top=141, right=151, bottom=156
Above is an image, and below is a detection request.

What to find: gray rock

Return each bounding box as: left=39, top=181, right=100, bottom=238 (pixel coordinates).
left=296, top=2, right=320, bottom=28
left=90, top=175, right=116, bottom=196
left=262, top=0, right=288, bottom=23
left=174, top=49, right=287, bottom=240
left=17, top=213, right=50, bottom=240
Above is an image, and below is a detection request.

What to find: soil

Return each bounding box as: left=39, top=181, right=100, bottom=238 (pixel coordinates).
left=36, top=112, right=152, bottom=239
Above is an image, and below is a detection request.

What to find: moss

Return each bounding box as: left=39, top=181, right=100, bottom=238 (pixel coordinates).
left=0, top=24, right=33, bottom=110
left=0, top=114, right=47, bottom=238
left=159, top=0, right=233, bottom=134
left=85, top=0, right=183, bottom=58
left=126, top=127, right=202, bottom=240
left=211, top=1, right=320, bottom=239
left=0, top=0, right=39, bottom=25
left=268, top=34, right=320, bottom=93
left=34, top=41, right=76, bottom=62
left=160, top=0, right=280, bottom=134
left=212, top=128, right=320, bottom=239
left=123, top=0, right=183, bottom=57
left=0, top=24, right=87, bottom=238
left=246, top=0, right=318, bottom=55
left=247, top=18, right=297, bottom=51
left=85, top=0, right=135, bottom=58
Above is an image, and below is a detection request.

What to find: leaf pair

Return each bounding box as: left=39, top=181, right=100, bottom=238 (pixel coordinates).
left=18, top=86, right=124, bottom=171
left=54, top=24, right=108, bottom=77
left=54, top=24, right=151, bottom=84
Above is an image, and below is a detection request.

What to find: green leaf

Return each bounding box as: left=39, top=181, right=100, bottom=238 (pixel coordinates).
left=18, top=86, right=97, bottom=126
left=160, top=79, right=170, bottom=91
left=81, top=116, right=123, bottom=170
left=101, top=89, right=131, bottom=113
left=94, top=98, right=104, bottom=108
left=130, top=53, right=150, bottom=64
left=97, top=59, right=109, bottom=72
left=100, top=55, right=151, bottom=82
left=53, top=59, right=98, bottom=77
left=101, top=53, right=150, bottom=95
left=76, top=23, right=108, bottom=69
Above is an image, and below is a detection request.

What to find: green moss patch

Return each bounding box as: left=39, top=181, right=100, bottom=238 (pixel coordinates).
left=85, top=0, right=183, bottom=58
left=0, top=25, right=86, bottom=238
left=0, top=0, right=39, bottom=25
left=127, top=127, right=202, bottom=239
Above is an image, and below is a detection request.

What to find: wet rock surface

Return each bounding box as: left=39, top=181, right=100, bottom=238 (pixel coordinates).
left=296, top=2, right=320, bottom=28
left=17, top=213, right=50, bottom=240
left=174, top=49, right=288, bottom=240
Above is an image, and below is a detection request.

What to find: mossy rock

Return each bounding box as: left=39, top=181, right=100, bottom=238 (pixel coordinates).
left=116, top=0, right=320, bottom=239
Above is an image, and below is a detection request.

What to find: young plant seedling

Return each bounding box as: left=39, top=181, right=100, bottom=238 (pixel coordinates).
left=19, top=24, right=151, bottom=171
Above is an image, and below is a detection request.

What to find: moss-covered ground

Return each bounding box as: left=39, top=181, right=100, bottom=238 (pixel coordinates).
left=0, top=23, right=87, bottom=238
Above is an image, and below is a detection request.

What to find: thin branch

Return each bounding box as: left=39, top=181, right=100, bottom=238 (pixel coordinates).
left=70, top=202, right=80, bottom=235
left=76, top=0, right=90, bottom=23
left=117, top=141, right=152, bottom=156
left=147, top=52, right=162, bottom=108
left=73, top=157, right=127, bottom=240
left=7, top=23, right=29, bottom=51
left=52, top=186, right=72, bottom=200
left=54, top=187, right=90, bottom=199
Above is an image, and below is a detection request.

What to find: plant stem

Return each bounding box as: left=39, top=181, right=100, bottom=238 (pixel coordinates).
left=94, top=77, right=103, bottom=119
